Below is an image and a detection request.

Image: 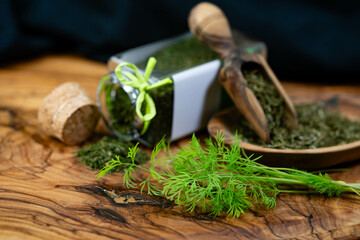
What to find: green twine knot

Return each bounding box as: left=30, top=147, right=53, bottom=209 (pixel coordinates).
left=114, top=57, right=172, bottom=135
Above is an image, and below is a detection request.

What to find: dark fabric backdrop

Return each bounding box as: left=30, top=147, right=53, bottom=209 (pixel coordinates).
left=1, top=0, right=359, bottom=82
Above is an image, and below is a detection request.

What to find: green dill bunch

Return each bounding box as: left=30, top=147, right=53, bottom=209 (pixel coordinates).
left=76, top=137, right=148, bottom=173
left=97, top=134, right=360, bottom=218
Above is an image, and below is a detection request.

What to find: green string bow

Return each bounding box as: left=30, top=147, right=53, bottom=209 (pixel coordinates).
left=114, top=57, right=172, bottom=135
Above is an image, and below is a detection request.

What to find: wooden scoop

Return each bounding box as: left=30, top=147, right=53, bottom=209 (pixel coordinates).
left=188, top=2, right=297, bottom=142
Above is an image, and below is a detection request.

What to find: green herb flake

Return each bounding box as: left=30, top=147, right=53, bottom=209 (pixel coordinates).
left=150, top=37, right=219, bottom=74
left=76, top=137, right=148, bottom=173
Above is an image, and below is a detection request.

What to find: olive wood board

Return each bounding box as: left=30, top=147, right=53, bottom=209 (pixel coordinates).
left=208, top=93, right=360, bottom=170
left=1, top=55, right=360, bottom=239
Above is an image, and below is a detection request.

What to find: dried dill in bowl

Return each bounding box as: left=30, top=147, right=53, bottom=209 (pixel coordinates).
left=237, top=68, right=360, bottom=149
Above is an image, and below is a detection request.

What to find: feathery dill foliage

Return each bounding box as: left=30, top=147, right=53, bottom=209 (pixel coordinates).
left=98, top=134, right=360, bottom=218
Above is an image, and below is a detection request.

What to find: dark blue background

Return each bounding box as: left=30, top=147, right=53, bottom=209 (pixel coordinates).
left=1, top=0, right=359, bottom=82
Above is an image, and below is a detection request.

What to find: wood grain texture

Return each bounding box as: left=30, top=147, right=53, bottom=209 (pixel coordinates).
left=1, top=55, right=360, bottom=240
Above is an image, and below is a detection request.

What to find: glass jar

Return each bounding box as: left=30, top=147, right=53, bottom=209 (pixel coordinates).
left=97, top=31, right=267, bottom=146
left=97, top=72, right=174, bottom=146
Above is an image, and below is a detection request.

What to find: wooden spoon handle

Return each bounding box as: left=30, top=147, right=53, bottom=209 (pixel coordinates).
left=220, top=50, right=270, bottom=142
left=188, top=2, right=235, bottom=57
left=189, top=2, right=270, bottom=142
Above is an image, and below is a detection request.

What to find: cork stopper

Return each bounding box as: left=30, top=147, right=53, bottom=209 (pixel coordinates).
left=38, top=82, right=99, bottom=145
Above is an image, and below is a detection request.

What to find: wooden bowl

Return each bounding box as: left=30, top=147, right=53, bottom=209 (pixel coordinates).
left=208, top=93, right=360, bottom=170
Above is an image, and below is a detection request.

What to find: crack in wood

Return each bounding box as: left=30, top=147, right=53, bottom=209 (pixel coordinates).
left=308, top=214, right=315, bottom=235
left=0, top=193, right=136, bottom=239
left=354, top=227, right=360, bottom=237
left=75, top=185, right=173, bottom=208
left=278, top=195, right=310, bottom=218
left=93, top=208, right=127, bottom=223
left=263, top=214, right=283, bottom=239
left=0, top=107, right=17, bottom=129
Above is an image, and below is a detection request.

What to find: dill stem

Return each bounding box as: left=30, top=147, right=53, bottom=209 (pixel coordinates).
left=333, top=181, right=360, bottom=195
left=279, top=190, right=316, bottom=194
left=191, top=172, right=307, bottom=186
left=250, top=165, right=307, bottom=180
left=265, top=177, right=305, bottom=185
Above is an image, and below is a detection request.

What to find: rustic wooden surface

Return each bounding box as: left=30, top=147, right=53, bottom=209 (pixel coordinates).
left=1, top=55, right=360, bottom=240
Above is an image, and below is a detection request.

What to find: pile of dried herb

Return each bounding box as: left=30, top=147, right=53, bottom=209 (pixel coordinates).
left=242, top=66, right=285, bottom=133
left=150, top=37, right=219, bottom=74
left=238, top=68, right=360, bottom=149
left=76, top=137, right=148, bottom=173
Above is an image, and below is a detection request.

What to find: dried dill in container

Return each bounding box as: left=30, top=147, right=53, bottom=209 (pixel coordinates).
left=147, top=37, right=219, bottom=74
left=98, top=32, right=267, bottom=146
left=237, top=68, right=360, bottom=149
left=97, top=70, right=174, bottom=146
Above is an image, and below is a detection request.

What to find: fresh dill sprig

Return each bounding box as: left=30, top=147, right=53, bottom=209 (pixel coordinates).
left=97, top=133, right=360, bottom=218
